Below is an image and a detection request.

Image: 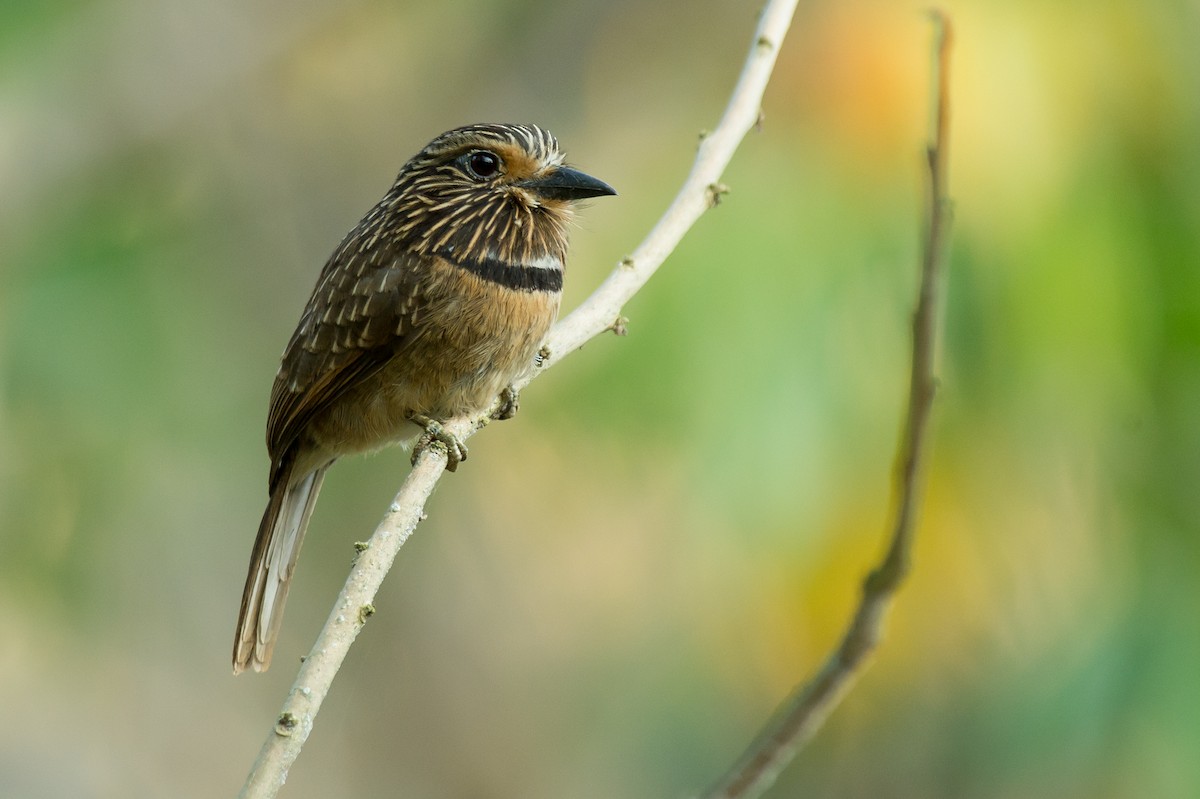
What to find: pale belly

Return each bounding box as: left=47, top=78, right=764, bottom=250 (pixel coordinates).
left=306, top=266, right=560, bottom=459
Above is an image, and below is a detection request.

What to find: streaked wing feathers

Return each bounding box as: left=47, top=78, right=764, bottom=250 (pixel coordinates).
left=265, top=244, right=425, bottom=473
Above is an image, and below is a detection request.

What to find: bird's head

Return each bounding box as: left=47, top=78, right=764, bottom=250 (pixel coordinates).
left=385, top=123, right=616, bottom=265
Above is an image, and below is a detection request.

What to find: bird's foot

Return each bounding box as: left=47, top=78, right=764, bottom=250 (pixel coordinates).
left=410, top=414, right=468, bottom=472
left=493, top=386, right=520, bottom=421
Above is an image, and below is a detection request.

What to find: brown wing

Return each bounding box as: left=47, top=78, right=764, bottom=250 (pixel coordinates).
left=265, top=237, right=425, bottom=478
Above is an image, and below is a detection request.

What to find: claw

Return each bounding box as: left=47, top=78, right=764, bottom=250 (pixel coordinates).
left=409, top=414, right=467, bottom=472
left=494, top=386, right=520, bottom=421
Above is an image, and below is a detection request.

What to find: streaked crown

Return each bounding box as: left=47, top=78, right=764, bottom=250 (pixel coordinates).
left=368, top=123, right=613, bottom=268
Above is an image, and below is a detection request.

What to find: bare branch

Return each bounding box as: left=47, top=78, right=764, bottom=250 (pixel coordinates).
left=696, top=11, right=954, bottom=799
left=238, top=1, right=800, bottom=796
left=538, top=0, right=799, bottom=371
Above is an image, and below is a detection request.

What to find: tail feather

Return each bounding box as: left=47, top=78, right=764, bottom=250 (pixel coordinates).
left=233, top=459, right=328, bottom=674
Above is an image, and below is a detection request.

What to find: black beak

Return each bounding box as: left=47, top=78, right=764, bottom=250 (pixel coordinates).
left=519, top=166, right=617, bottom=202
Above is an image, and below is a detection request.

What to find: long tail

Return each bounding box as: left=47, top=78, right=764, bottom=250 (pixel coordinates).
left=233, top=457, right=328, bottom=674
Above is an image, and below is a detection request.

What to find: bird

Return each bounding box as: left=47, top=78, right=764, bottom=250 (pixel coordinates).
left=233, top=123, right=616, bottom=674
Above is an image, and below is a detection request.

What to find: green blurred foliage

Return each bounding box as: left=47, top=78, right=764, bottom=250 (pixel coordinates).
left=2, top=0, right=1198, bottom=797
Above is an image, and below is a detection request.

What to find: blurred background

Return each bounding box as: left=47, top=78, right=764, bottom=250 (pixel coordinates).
left=2, top=0, right=1198, bottom=796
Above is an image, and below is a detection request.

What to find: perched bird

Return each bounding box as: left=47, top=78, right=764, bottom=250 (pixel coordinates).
left=234, top=123, right=615, bottom=674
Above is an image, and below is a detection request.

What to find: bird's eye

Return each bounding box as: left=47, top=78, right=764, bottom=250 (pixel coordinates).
left=465, top=151, right=502, bottom=179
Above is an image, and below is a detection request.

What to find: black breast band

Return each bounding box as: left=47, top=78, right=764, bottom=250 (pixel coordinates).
left=443, top=252, right=563, bottom=293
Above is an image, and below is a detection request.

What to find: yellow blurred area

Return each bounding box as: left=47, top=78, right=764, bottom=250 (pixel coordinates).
left=3, top=0, right=1198, bottom=797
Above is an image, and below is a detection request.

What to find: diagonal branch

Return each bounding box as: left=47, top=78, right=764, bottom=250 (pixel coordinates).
left=238, top=1, right=800, bottom=796
left=696, top=11, right=954, bottom=799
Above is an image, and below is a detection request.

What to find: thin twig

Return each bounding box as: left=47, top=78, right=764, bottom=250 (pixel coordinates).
left=237, top=1, right=800, bottom=796
left=697, top=11, right=954, bottom=799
